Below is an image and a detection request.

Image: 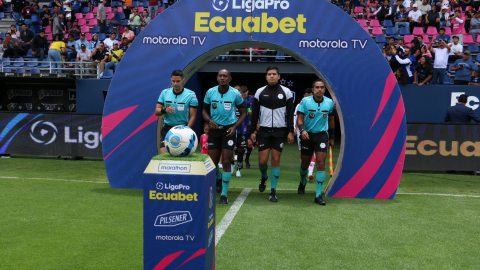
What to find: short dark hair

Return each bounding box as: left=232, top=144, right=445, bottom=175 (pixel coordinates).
left=39, top=30, right=45, bottom=34
left=458, top=94, right=468, bottom=103
left=68, top=33, right=74, bottom=38
left=122, top=37, right=128, bottom=40
left=43, top=5, right=47, bottom=8
left=439, top=28, right=445, bottom=32
left=125, top=25, right=130, bottom=30
left=390, top=37, right=395, bottom=41
left=99, top=41, right=105, bottom=45
left=453, top=36, right=459, bottom=40
left=312, top=79, right=326, bottom=88
left=5, top=32, right=11, bottom=37
left=304, top=88, right=312, bottom=95
left=241, top=85, right=248, bottom=93
left=171, top=70, right=184, bottom=78
left=21, top=23, right=27, bottom=26
left=455, top=10, right=461, bottom=13
left=266, top=66, right=279, bottom=74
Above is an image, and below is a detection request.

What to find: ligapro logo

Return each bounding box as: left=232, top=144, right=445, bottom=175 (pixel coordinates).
left=30, top=120, right=58, bottom=145
left=156, top=182, right=191, bottom=191
left=213, top=0, right=290, bottom=12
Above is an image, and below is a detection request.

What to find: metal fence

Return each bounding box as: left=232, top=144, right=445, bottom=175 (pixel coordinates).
left=1, top=59, right=101, bottom=79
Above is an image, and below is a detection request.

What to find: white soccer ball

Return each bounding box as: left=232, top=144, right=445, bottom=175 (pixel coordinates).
left=165, top=126, right=198, bottom=157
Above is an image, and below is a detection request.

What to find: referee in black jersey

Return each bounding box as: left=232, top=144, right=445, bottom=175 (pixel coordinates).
left=250, top=66, right=295, bottom=202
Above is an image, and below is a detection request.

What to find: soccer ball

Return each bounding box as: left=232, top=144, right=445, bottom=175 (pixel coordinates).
left=165, top=126, right=198, bottom=157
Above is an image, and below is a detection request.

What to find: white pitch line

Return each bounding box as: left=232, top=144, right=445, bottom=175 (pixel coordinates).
left=215, top=188, right=251, bottom=247
left=0, top=176, right=108, bottom=184
left=397, top=193, right=480, bottom=198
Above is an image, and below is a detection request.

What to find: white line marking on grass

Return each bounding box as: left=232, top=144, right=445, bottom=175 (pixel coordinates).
left=397, top=193, right=480, bottom=198
left=216, top=188, right=251, bottom=247
left=0, top=176, right=108, bottom=184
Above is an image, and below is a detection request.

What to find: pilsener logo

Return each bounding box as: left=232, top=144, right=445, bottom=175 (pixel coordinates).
left=213, top=0, right=290, bottom=12
left=154, top=211, right=193, bottom=227
left=158, top=163, right=191, bottom=173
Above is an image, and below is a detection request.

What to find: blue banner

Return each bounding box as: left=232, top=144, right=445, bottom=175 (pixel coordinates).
left=401, top=85, right=480, bottom=123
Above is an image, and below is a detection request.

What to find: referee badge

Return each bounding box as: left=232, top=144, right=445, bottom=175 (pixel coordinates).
left=212, top=103, right=217, bottom=109
left=323, top=113, right=327, bottom=119
left=309, top=113, right=315, bottom=119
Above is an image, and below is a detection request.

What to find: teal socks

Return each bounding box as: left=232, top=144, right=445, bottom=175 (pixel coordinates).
left=299, top=167, right=308, bottom=186
left=271, top=167, right=280, bottom=190
left=221, top=171, right=232, bottom=197
left=216, top=167, right=222, bottom=180
left=259, top=165, right=268, bottom=179
left=316, top=171, right=325, bottom=197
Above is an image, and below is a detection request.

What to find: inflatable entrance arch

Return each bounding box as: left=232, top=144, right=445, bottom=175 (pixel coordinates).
left=102, top=0, right=407, bottom=199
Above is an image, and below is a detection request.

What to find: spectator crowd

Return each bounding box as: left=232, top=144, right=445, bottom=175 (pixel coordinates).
left=1, top=0, right=181, bottom=75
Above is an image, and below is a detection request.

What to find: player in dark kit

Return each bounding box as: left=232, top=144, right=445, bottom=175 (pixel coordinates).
left=296, top=79, right=335, bottom=205
left=234, top=85, right=254, bottom=177
left=202, top=69, right=246, bottom=205
left=250, top=66, right=295, bottom=203
left=155, top=70, right=198, bottom=154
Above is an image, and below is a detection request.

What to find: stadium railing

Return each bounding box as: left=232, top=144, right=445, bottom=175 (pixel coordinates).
left=1, top=59, right=100, bottom=78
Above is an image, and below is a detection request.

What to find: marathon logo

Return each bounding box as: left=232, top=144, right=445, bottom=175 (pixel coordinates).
left=154, top=211, right=193, bottom=227
left=158, top=163, right=191, bottom=173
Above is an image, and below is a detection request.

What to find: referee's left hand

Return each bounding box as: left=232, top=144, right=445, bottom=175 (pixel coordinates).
left=329, top=138, right=334, bottom=147
left=226, top=126, right=236, bottom=137
left=287, top=132, right=294, bottom=144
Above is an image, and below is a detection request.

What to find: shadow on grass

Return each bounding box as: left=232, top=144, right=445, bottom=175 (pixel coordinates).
left=91, top=188, right=143, bottom=197
left=243, top=191, right=400, bottom=206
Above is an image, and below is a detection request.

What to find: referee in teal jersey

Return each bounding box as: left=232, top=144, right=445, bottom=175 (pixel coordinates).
left=296, top=79, right=335, bottom=205
left=155, top=70, right=198, bottom=154
left=202, top=69, right=246, bottom=205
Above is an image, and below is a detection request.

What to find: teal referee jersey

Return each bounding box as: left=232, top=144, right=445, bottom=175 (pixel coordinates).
left=204, top=86, right=244, bottom=126
left=296, top=96, right=334, bottom=133
left=157, top=88, right=198, bottom=126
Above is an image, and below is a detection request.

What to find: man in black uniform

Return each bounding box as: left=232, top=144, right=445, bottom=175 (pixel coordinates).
left=250, top=66, right=295, bottom=202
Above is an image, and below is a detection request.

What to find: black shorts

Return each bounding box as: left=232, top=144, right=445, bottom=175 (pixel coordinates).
left=159, top=124, right=174, bottom=148
left=257, top=128, right=287, bottom=152
left=208, top=126, right=236, bottom=151
left=236, top=134, right=248, bottom=149
left=300, top=131, right=329, bottom=157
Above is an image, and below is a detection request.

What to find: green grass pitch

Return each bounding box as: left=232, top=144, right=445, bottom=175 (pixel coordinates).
left=1, top=143, right=480, bottom=269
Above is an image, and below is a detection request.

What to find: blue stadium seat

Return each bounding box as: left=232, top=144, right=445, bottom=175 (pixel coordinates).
left=399, top=27, right=411, bottom=36
left=444, top=74, right=453, bottom=85
left=0, top=32, right=5, bottom=39
left=383, top=20, right=393, bottom=28
left=2, top=68, right=12, bottom=72
left=119, top=13, right=126, bottom=20
left=142, top=1, right=149, bottom=7
left=12, top=58, right=25, bottom=67
left=105, top=26, right=111, bottom=34
left=16, top=68, right=26, bottom=73
left=448, top=64, right=455, bottom=74
left=375, top=35, right=387, bottom=43
left=1, top=58, right=11, bottom=67
left=97, top=33, right=106, bottom=40
left=467, top=44, right=480, bottom=54
left=24, top=49, right=33, bottom=58
left=276, top=51, right=285, bottom=61
left=38, top=59, right=51, bottom=68
left=27, top=58, right=39, bottom=67
left=121, top=19, right=129, bottom=26
left=82, top=7, right=91, bottom=14
left=111, top=1, right=119, bottom=7
left=0, top=12, right=5, bottom=20
left=101, top=69, right=114, bottom=79
left=132, top=1, right=140, bottom=7
left=91, top=26, right=100, bottom=34
left=385, top=27, right=396, bottom=36
left=389, top=33, right=399, bottom=39
left=30, top=68, right=41, bottom=74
